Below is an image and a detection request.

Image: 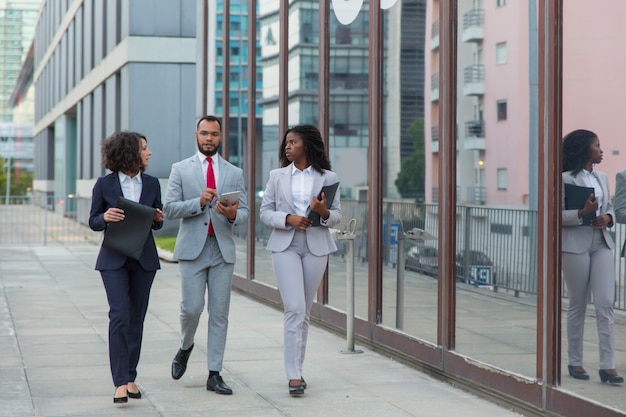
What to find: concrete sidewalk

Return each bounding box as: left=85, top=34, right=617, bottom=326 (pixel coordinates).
left=0, top=243, right=525, bottom=417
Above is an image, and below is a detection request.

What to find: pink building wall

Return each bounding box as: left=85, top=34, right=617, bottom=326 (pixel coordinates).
left=563, top=1, right=626, bottom=195
left=483, top=1, right=530, bottom=206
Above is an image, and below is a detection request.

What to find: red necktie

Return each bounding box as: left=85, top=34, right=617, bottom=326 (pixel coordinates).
left=206, top=158, right=216, bottom=235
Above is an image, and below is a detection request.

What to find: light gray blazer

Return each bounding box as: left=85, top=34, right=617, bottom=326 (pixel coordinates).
left=562, top=169, right=614, bottom=254
left=260, top=165, right=342, bottom=256
left=163, top=154, right=249, bottom=262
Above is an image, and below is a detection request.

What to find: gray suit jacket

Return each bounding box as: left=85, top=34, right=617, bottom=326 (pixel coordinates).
left=562, top=169, right=614, bottom=254
left=163, top=154, right=249, bottom=262
left=260, top=165, right=342, bottom=256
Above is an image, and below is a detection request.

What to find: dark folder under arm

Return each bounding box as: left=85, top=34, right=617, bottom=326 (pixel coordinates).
left=102, top=196, right=156, bottom=260
left=307, top=182, right=339, bottom=227
left=564, top=183, right=596, bottom=226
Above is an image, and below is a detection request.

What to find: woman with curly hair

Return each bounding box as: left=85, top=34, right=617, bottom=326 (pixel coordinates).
left=260, top=125, right=342, bottom=395
left=562, top=129, right=622, bottom=384
left=89, top=131, right=165, bottom=403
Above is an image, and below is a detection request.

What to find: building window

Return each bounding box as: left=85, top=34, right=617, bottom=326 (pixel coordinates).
left=497, top=0, right=506, bottom=6
left=497, top=168, right=508, bottom=190
left=497, top=100, right=507, bottom=121
left=496, top=42, right=507, bottom=64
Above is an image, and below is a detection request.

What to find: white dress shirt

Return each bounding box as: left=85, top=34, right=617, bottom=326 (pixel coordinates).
left=198, top=152, right=220, bottom=188
left=291, top=164, right=314, bottom=217
left=118, top=171, right=142, bottom=202
left=580, top=169, right=603, bottom=216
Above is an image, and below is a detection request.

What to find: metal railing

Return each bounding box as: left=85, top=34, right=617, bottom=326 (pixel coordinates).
left=464, top=64, right=485, bottom=83
left=0, top=194, right=101, bottom=245
left=7, top=195, right=626, bottom=310
left=463, top=8, right=484, bottom=30
left=465, top=120, right=485, bottom=137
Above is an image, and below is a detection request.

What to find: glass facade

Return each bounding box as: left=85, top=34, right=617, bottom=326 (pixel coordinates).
left=210, top=1, right=626, bottom=416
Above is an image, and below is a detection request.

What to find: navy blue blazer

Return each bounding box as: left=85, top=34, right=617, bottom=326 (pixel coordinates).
left=89, top=172, right=163, bottom=271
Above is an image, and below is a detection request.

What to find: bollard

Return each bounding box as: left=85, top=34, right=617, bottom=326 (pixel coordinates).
left=333, top=219, right=363, bottom=354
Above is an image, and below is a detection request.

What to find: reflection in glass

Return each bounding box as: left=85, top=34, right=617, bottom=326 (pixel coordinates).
left=325, top=3, right=370, bottom=320
left=450, top=0, right=537, bottom=378
left=561, top=1, right=626, bottom=411
left=212, top=2, right=261, bottom=278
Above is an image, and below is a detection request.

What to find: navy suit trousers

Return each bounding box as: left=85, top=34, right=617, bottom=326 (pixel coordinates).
left=100, top=258, right=155, bottom=387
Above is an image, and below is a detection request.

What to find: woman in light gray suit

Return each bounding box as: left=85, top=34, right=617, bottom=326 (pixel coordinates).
left=562, top=129, right=622, bottom=384
left=260, top=125, right=342, bottom=395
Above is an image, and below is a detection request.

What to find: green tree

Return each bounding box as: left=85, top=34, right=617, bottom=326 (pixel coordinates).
left=395, top=118, right=425, bottom=200
left=0, top=156, right=34, bottom=197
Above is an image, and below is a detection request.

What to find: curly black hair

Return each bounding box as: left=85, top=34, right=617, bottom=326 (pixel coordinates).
left=278, top=125, right=331, bottom=173
left=101, top=131, right=143, bottom=174
left=562, top=129, right=598, bottom=175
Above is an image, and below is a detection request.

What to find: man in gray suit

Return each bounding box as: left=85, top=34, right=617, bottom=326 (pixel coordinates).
left=163, top=115, right=249, bottom=395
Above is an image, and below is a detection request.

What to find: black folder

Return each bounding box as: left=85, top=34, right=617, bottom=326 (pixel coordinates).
left=102, top=196, right=156, bottom=260
left=564, top=183, right=596, bottom=226
left=307, top=182, right=339, bottom=227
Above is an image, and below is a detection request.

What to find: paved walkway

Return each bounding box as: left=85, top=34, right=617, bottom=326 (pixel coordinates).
left=0, top=243, right=526, bottom=417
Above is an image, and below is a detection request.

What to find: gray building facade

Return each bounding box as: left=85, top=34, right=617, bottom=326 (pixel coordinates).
left=32, top=0, right=197, bottom=216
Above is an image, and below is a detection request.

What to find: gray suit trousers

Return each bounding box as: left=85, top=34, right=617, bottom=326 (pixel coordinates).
left=179, top=234, right=234, bottom=372
left=272, top=230, right=328, bottom=380
left=562, top=229, right=616, bottom=369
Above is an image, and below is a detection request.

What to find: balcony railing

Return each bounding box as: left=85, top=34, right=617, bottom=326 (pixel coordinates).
left=431, top=20, right=439, bottom=50
left=431, top=72, right=439, bottom=102
left=465, top=120, right=484, bottom=137
left=431, top=125, right=439, bottom=142
left=463, top=65, right=484, bottom=96
left=462, top=9, right=484, bottom=43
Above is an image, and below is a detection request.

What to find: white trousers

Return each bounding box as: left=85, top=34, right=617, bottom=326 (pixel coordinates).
left=272, top=230, right=328, bottom=380
left=562, top=229, right=616, bottom=370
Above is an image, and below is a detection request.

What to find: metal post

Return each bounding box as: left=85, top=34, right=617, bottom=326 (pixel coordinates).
left=396, top=234, right=406, bottom=330
left=5, top=138, right=12, bottom=205
left=397, top=227, right=438, bottom=331
left=337, top=219, right=362, bottom=354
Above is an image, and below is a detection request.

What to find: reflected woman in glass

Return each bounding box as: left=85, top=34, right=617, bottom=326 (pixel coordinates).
left=561, top=129, right=622, bottom=384
left=260, top=125, right=342, bottom=395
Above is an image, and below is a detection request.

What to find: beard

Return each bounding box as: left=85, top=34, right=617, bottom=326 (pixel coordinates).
left=197, top=142, right=218, bottom=157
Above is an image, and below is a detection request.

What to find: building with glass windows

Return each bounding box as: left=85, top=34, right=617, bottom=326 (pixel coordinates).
left=0, top=0, right=40, bottom=122
left=30, top=0, right=196, bottom=220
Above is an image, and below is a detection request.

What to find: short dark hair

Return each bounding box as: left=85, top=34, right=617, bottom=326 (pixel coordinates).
left=562, top=129, right=598, bottom=175
left=279, top=125, right=331, bottom=173
left=101, top=131, right=143, bottom=173
left=197, top=115, right=222, bottom=130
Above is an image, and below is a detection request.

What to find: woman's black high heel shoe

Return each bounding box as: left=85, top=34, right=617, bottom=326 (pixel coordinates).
left=599, top=370, right=624, bottom=384
left=113, top=395, right=128, bottom=404
left=567, top=365, right=589, bottom=380
left=127, top=390, right=142, bottom=399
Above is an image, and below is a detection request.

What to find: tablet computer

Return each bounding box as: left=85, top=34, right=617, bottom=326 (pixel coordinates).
left=218, top=191, right=240, bottom=205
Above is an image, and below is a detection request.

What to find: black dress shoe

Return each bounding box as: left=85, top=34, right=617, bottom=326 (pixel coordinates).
left=301, top=378, right=307, bottom=390
left=171, top=343, right=194, bottom=380
left=599, top=369, right=624, bottom=384
left=288, top=381, right=305, bottom=396
left=206, top=374, right=233, bottom=395
left=567, top=365, right=589, bottom=380
left=113, top=395, right=128, bottom=404
left=127, top=390, right=142, bottom=399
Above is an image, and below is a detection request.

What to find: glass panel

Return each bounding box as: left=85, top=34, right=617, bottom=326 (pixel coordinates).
left=326, top=1, right=370, bottom=320
left=216, top=1, right=257, bottom=278
left=453, top=0, right=537, bottom=378
left=560, top=1, right=626, bottom=411
left=378, top=0, right=437, bottom=343
left=255, top=1, right=280, bottom=287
